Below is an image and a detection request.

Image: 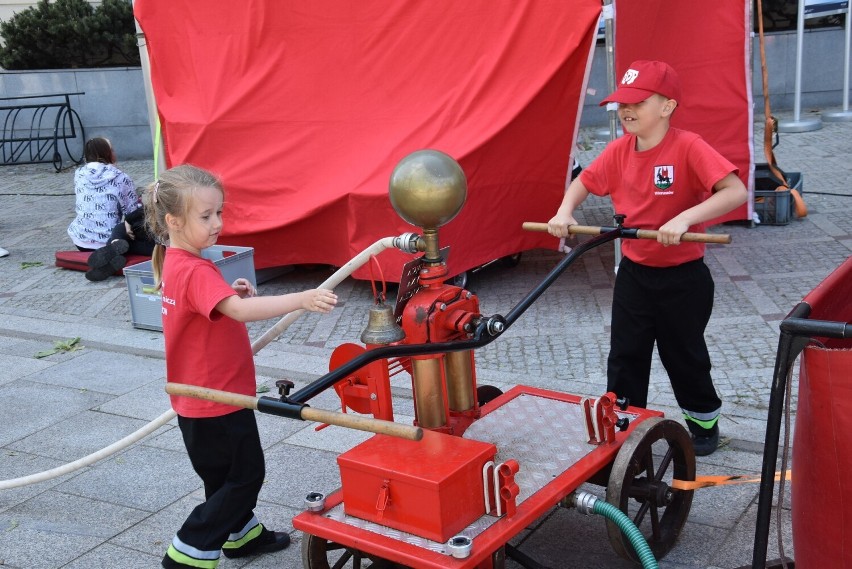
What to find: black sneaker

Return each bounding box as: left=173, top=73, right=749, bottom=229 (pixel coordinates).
left=222, top=529, right=290, bottom=559
left=87, top=240, right=129, bottom=269
left=85, top=253, right=127, bottom=281
left=161, top=553, right=193, bottom=568
left=691, top=424, right=720, bottom=456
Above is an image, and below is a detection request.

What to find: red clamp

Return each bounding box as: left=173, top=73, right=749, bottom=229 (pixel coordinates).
left=497, top=459, right=520, bottom=518
left=582, top=392, right=620, bottom=445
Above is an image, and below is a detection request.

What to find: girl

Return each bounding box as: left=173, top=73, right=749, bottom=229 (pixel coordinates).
left=67, top=137, right=140, bottom=252
left=142, top=164, right=337, bottom=569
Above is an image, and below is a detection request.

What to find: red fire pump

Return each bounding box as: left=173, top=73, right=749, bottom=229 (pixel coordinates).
left=170, top=150, right=733, bottom=568
left=290, top=150, right=734, bottom=569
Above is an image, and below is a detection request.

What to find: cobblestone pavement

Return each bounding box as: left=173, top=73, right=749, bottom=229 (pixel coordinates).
left=0, top=112, right=850, bottom=568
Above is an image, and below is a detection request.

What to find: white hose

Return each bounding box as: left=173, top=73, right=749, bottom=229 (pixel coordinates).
left=0, top=237, right=400, bottom=490
left=0, top=409, right=176, bottom=490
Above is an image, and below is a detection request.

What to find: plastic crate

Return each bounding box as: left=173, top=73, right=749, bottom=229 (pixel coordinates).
left=754, top=165, right=804, bottom=226
left=124, top=245, right=256, bottom=331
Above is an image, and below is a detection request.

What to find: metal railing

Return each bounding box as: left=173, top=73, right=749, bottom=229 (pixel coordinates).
left=0, top=92, right=86, bottom=172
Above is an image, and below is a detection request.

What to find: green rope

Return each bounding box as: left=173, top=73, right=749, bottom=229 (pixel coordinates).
left=153, top=118, right=161, bottom=180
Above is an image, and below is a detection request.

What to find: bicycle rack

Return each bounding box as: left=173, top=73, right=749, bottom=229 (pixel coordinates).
left=1, top=92, right=86, bottom=172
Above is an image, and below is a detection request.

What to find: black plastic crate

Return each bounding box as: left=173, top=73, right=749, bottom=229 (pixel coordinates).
left=754, top=165, right=803, bottom=225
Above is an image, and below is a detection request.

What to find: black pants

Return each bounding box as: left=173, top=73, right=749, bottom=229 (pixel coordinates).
left=607, top=257, right=721, bottom=432
left=109, top=219, right=156, bottom=256
left=173, top=409, right=265, bottom=556
left=77, top=221, right=156, bottom=257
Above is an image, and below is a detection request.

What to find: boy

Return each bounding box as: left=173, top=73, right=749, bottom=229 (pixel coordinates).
left=548, top=60, right=747, bottom=456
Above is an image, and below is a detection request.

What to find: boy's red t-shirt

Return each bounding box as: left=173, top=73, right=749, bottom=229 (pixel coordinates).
left=580, top=127, right=738, bottom=267
left=161, top=248, right=255, bottom=417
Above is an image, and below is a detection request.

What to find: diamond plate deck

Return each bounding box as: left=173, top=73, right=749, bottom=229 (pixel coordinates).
left=318, top=392, right=598, bottom=555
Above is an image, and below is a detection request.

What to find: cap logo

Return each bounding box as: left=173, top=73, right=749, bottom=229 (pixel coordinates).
left=621, top=68, right=640, bottom=85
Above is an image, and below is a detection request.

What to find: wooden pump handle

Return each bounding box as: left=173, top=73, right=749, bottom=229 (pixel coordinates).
left=521, top=222, right=732, bottom=244
left=165, top=383, right=423, bottom=441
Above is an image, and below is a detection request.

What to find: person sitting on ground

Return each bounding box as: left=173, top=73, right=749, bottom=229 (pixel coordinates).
left=65, top=137, right=154, bottom=281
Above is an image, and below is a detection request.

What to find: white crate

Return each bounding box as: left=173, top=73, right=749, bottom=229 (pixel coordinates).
left=124, top=245, right=256, bottom=331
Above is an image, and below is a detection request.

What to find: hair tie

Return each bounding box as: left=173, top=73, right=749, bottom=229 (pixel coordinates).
left=153, top=181, right=160, bottom=203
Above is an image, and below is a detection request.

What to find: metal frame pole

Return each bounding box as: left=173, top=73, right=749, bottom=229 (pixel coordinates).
left=600, top=0, right=622, bottom=271
left=778, top=0, right=823, bottom=131
left=132, top=0, right=169, bottom=175
left=824, top=3, right=852, bottom=121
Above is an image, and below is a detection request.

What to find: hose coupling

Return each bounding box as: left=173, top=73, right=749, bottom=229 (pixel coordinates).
left=446, top=535, right=472, bottom=559
left=570, top=491, right=598, bottom=515
left=304, top=492, right=326, bottom=512
left=393, top=232, right=423, bottom=253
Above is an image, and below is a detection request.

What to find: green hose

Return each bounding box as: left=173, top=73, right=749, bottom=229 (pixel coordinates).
left=572, top=491, right=659, bottom=569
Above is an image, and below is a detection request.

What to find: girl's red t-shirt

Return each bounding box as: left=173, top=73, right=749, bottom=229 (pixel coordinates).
left=161, top=248, right=255, bottom=417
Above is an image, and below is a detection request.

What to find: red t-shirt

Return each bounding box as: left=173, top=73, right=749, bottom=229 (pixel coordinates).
left=580, top=128, right=738, bottom=267
left=161, top=248, right=256, bottom=417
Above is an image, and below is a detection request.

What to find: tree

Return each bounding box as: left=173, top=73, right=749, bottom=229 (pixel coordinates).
left=0, top=0, right=140, bottom=70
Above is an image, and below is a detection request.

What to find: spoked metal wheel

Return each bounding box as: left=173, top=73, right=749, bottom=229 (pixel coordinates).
left=605, top=416, right=695, bottom=563
left=301, top=533, right=408, bottom=569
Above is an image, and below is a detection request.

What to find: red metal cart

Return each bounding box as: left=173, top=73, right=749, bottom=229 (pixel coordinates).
left=295, top=388, right=694, bottom=568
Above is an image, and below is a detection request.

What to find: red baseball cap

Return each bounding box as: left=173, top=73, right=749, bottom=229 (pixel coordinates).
left=599, top=60, right=682, bottom=106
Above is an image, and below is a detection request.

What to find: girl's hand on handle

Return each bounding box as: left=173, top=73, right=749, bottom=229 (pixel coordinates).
left=302, top=289, right=337, bottom=313
left=232, top=278, right=256, bottom=298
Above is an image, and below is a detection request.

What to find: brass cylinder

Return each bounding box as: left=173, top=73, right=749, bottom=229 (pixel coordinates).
left=411, top=358, right=447, bottom=429
left=445, top=350, right=474, bottom=412
left=421, top=229, right=441, bottom=264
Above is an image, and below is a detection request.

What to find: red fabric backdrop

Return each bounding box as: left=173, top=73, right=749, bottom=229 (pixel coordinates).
left=134, top=1, right=602, bottom=280
left=612, top=0, right=754, bottom=223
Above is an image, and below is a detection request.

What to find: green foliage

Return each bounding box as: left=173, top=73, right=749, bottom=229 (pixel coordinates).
left=34, top=337, right=84, bottom=358
left=0, top=0, right=141, bottom=70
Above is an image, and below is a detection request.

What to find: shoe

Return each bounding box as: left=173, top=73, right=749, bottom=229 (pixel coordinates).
left=222, top=528, right=290, bottom=559
left=691, top=424, right=720, bottom=456
left=161, top=553, right=189, bottom=568
left=85, top=253, right=127, bottom=281
left=87, top=240, right=129, bottom=269
left=0, top=247, right=8, bottom=258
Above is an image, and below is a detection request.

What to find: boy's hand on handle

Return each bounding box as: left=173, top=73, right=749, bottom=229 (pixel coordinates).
left=547, top=212, right=578, bottom=239
left=232, top=278, right=256, bottom=298
left=302, top=288, right=337, bottom=313
left=657, top=216, right=691, bottom=246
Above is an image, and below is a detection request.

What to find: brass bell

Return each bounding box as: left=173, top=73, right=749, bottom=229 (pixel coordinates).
left=360, top=302, right=405, bottom=345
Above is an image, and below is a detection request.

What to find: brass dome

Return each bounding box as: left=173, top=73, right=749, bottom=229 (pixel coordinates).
left=388, top=149, right=467, bottom=230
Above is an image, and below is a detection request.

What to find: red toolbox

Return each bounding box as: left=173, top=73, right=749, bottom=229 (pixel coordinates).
left=337, top=431, right=497, bottom=542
